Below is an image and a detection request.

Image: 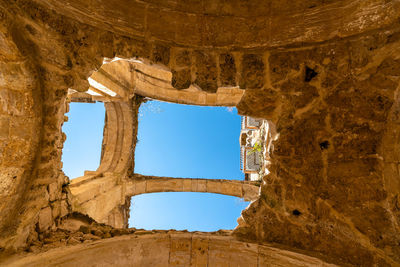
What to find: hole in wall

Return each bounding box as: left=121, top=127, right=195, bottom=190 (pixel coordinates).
left=305, top=66, right=318, bottom=82
left=292, top=209, right=302, bottom=216
left=129, top=192, right=249, bottom=231
left=64, top=57, right=266, bottom=232
left=131, top=100, right=262, bottom=231
left=61, top=102, right=105, bottom=179
left=319, top=140, right=330, bottom=150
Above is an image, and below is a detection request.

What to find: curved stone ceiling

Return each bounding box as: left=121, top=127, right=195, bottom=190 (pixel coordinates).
left=32, top=0, right=400, bottom=48
left=3, top=232, right=336, bottom=267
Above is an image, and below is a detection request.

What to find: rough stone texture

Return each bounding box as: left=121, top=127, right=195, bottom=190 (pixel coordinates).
left=84, top=59, right=245, bottom=106
left=0, top=0, right=399, bottom=266
left=236, top=31, right=400, bottom=266
left=240, top=54, right=265, bottom=90
left=219, top=53, right=237, bottom=87
left=2, top=231, right=336, bottom=267
left=193, top=51, right=218, bottom=93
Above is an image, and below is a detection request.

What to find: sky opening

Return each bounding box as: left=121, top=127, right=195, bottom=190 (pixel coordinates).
left=61, top=100, right=248, bottom=231
left=129, top=192, right=248, bottom=231
left=62, top=102, right=105, bottom=179
left=131, top=100, right=247, bottom=230
left=135, top=101, right=243, bottom=180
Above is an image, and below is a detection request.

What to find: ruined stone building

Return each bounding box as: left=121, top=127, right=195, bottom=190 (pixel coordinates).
left=0, top=0, right=400, bottom=266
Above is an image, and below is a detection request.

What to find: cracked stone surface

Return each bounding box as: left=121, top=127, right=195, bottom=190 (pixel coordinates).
left=0, top=0, right=399, bottom=266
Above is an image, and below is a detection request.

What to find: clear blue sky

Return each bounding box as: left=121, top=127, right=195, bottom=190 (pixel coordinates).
left=62, top=100, right=248, bottom=231
left=62, top=102, right=105, bottom=178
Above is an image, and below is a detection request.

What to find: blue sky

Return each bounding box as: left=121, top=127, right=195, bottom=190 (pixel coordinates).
left=62, top=102, right=105, bottom=178
left=62, top=100, right=248, bottom=231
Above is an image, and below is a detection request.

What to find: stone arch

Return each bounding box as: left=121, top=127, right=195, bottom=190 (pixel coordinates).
left=69, top=174, right=260, bottom=228
left=3, top=232, right=335, bottom=267
left=96, top=100, right=137, bottom=174
left=31, top=0, right=400, bottom=49
left=1, top=1, right=400, bottom=265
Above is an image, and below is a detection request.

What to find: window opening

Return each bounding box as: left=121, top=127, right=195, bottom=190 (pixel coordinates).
left=135, top=100, right=243, bottom=180
left=63, top=58, right=265, bottom=231
left=129, top=192, right=249, bottom=231
left=62, top=102, right=105, bottom=179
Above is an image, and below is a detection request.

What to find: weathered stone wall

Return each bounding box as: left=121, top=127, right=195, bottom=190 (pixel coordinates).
left=0, top=0, right=399, bottom=266
left=236, top=28, right=400, bottom=266
left=2, top=231, right=336, bottom=267
left=96, top=59, right=245, bottom=106
left=0, top=3, right=73, bottom=250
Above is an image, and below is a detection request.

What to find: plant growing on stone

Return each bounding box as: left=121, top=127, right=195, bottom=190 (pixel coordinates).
left=250, top=141, right=262, bottom=154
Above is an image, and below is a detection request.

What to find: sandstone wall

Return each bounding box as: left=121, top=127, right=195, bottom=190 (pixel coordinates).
left=3, top=231, right=336, bottom=267
left=0, top=0, right=399, bottom=266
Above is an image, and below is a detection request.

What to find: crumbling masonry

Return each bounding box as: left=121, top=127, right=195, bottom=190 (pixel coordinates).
left=1, top=0, right=400, bottom=266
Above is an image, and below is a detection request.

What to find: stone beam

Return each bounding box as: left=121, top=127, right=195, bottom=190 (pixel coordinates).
left=127, top=174, right=259, bottom=201
left=90, top=69, right=128, bottom=98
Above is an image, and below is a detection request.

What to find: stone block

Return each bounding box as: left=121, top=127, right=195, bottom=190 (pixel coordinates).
left=219, top=53, right=237, bottom=87
left=243, top=184, right=259, bottom=201
left=0, top=116, right=9, bottom=138
left=208, top=239, right=231, bottom=267
left=51, top=201, right=61, bottom=219
left=146, top=179, right=180, bottom=193
left=125, top=182, right=135, bottom=196
left=48, top=182, right=59, bottom=202
left=136, top=235, right=170, bottom=266
left=194, top=51, right=218, bottom=93
left=191, top=237, right=209, bottom=266
left=60, top=200, right=69, bottom=217
left=197, top=180, right=207, bottom=192
left=135, top=181, right=146, bottom=195
left=205, top=93, right=217, bottom=105
left=206, top=180, right=222, bottom=194
left=172, top=69, right=191, bottom=89
left=229, top=241, right=258, bottom=267
left=240, top=54, right=265, bottom=89
left=151, top=43, right=170, bottom=66
left=170, top=237, right=191, bottom=266
left=38, top=206, right=52, bottom=231
left=182, top=179, right=192, bottom=192
left=221, top=182, right=243, bottom=198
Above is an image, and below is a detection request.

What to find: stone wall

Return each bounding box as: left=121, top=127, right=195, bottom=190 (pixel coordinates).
left=0, top=0, right=399, bottom=266
left=236, top=29, right=400, bottom=266
left=3, top=231, right=336, bottom=267
left=90, top=59, right=245, bottom=106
